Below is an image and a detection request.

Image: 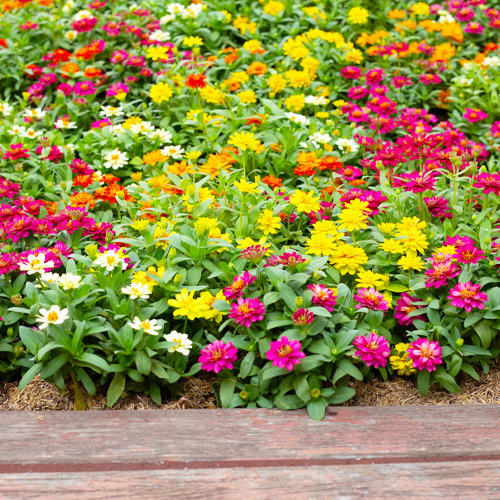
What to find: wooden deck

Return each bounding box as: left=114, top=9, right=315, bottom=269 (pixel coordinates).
left=0, top=405, right=499, bottom=499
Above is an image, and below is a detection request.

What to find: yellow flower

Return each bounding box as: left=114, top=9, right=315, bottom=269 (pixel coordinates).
left=146, top=46, right=169, bottom=61
left=338, top=209, right=368, bottom=232
left=198, top=290, right=228, bottom=323
left=285, top=69, right=314, bottom=88
left=236, top=237, right=271, bottom=253
left=411, top=2, right=430, bottom=16
left=208, top=227, right=232, bottom=252
left=182, top=186, right=214, bottom=211
left=398, top=229, right=429, bottom=256
left=257, top=209, right=281, bottom=235
left=347, top=7, right=369, bottom=24
left=263, top=0, right=284, bottom=15
left=199, top=85, right=226, bottom=104
left=131, top=220, right=149, bottom=231
left=267, top=74, right=287, bottom=93
left=379, top=239, right=404, bottom=254
left=149, top=82, right=173, bottom=104
left=289, top=190, right=320, bottom=213
left=133, top=266, right=165, bottom=288
left=355, top=270, right=386, bottom=288
left=396, top=217, right=426, bottom=233
left=183, top=36, right=203, bottom=47
left=311, top=219, right=337, bottom=236
left=398, top=253, right=424, bottom=271
left=329, top=243, right=368, bottom=275
left=285, top=94, right=305, bottom=112
left=345, top=49, right=363, bottom=64
left=194, top=217, right=219, bottom=235
left=378, top=223, right=396, bottom=234
left=184, top=150, right=202, bottom=161
left=238, top=89, right=257, bottom=104
left=130, top=172, right=142, bottom=182
left=305, top=233, right=337, bottom=256
left=390, top=343, right=416, bottom=376
left=234, top=177, right=260, bottom=194
left=228, top=131, right=261, bottom=152
left=243, top=39, right=263, bottom=54
left=168, top=289, right=209, bottom=320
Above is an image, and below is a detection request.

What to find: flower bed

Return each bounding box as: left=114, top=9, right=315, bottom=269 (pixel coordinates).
left=0, top=0, right=500, bottom=419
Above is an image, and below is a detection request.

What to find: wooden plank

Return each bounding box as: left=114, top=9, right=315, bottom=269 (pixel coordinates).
left=1, top=406, right=500, bottom=468
left=1, top=461, right=499, bottom=500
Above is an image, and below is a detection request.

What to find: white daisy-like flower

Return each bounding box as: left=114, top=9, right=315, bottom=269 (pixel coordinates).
left=103, top=149, right=128, bottom=169
left=150, top=128, right=173, bottom=143
left=55, top=118, right=77, bottom=129
left=20, top=128, right=43, bottom=139
left=161, top=144, right=185, bottom=159
left=121, top=283, right=151, bottom=300
left=18, top=254, right=54, bottom=275
left=128, top=317, right=162, bottom=335
left=57, top=273, right=82, bottom=290
left=129, top=121, right=154, bottom=135
left=149, top=30, right=170, bottom=42
left=182, top=4, right=203, bottom=18
left=305, top=95, right=329, bottom=106
left=0, top=102, right=13, bottom=116
left=94, top=250, right=127, bottom=271
left=39, top=272, right=60, bottom=286
left=284, top=112, right=310, bottom=126
left=24, top=108, right=46, bottom=119
left=336, top=138, right=359, bottom=153
left=73, top=9, right=93, bottom=20
left=167, top=3, right=185, bottom=15
left=8, top=125, right=27, bottom=136
left=309, top=132, right=332, bottom=145
left=164, top=331, right=193, bottom=355
left=65, top=30, right=78, bottom=41
left=99, top=105, right=124, bottom=118
left=160, top=14, right=175, bottom=24
left=36, top=305, right=70, bottom=330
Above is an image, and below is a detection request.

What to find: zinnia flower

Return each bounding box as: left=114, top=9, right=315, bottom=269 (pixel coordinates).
left=199, top=340, right=238, bottom=373
left=36, top=305, right=69, bottom=330
left=448, top=282, right=488, bottom=312
left=229, top=297, right=266, bottom=327
left=354, top=288, right=389, bottom=312
left=407, top=339, right=442, bottom=372
left=395, top=293, right=426, bottom=325
left=353, top=332, right=390, bottom=368
left=307, top=284, right=337, bottom=311
left=267, top=336, right=305, bottom=371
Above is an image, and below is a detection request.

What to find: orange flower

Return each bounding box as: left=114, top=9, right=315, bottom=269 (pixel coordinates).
left=185, top=73, right=207, bottom=89
left=198, top=151, right=235, bottom=177
left=351, top=179, right=366, bottom=187
left=318, top=156, right=343, bottom=171
left=440, top=22, right=463, bottom=43
left=143, top=150, right=168, bottom=166
left=61, top=63, right=80, bottom=78
left=247, top=62, right=268, bottom=76
left=100, top=174, right=120, bottom=184
left=95, top=185, right=133, bottom=204
left=262, top=174, right=283, bottom=188
left=73, top=175, right=94, bottom=188
left=84, top=67, right=103, bottom=79
left=70, top=192, right=96, bottom=210
left=167, top=160, right=194, bottom=176
left=224, top=77, right=241, bottom=91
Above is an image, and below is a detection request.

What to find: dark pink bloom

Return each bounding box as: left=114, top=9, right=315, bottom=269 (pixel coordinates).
left=407, top=339, right=442, bottom=372
left=392, top=75, right=412, bottom=88
left=106, top=82, right=129, bottom=97
left=340, top=66, right=361, bottom=79
left=456, top=6, right=475, bottom=21
left=0, top=178, right=21, bottom=199
left=425, top=261, right=461, bottom=289
left=72, top=17, right=98, bottom=33
left=73, top=81, right=97, bottom=96
left=448, top=282, right=487, bottom=312
left=307, top=284, right=337, bottom=312
left=424, top=196, right=452, bottom=220
left=353, top=332, right=390, bottom=369
left=354, top=288, right=389, bottom=312
left=365, top=68, right=385, bottom=84
left=394, top=171, right=436, bottom=193
left=464, top=108, right=488, bottom=123
left=198, top=340, right=237, bottom=373
left=0, top=252, right=19, bottom=275
left=223, top=271, right=256, bottom=300
left=3, top=143, right=30, bottom=161
left=347, top=86, right=369, bottom=100
left=292, top=308, right=315, bottom=326
left=473, top=172, right=500, bottom=195
left=454, top=245, right=485, bottom=265
left=464, top=22, right=484, bottom=34
left=267, top=336, right=305, bottom=371
left=5, top=214, right=36, bottom=242
left=278, top=252, right=307, bottom=266
left=444, top=235, right=474, bottom=249
left=228, top=297, right=266, bottom=328
left=240, top=245, right=267, bottom=260
left=420, top=74, right=442, bottom=85
left=20, top=21, right=38, bottom=30
left=395, top=293, right=426, bottom=326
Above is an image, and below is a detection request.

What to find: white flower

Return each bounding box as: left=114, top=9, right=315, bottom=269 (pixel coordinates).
left=55, top=119, right=77, bottom=129
left=20, top=128, right=43, bottom=139
left=23, top=108, right=46, bottom=119
left=99, top=105, right=124, bottom=118
left=336, top=138, right=359, bottom=153
left=103, top=149, right=128, bottom=169
left=62, top=144, right=76, bottom=153
left=149, top=30, right=170, bottom=42
left=167, top=3, right=185, bottom=15
left=36, top=305, right=69, bottom=330
left=130, top=121, right=154, bottom=135
left=94, top=250, right=127, bottom=271
left=161, top=145, right=185, bottom=159
left=128, top=317, right=162, bottom=335
left=109, top=124, right=125, bottom=135
left=57, top=273, right=82, bottom=290
left=39, top=272, right=60, bottom=286
left=159, top=14, right=175, bottom=24
left=152, top=129, right=173, bottom=144
left=164, top=331, right=192, bottom=355
left=309, top=132, right=332, bottom=145
left=454, top=76, right=472, bottom=87
left=8, top=125, right=27, bottom=136
left=284, top=112, right=310, bottom=125
left=182, top=4, right=203, bottom=18
left=65, top=30, right=78, bottom=41
left=483, top=56, right=500, bottom=68
left=19, top=254, right=54, bottom=275
left=305, top=95, right=329, bottom=106
left=0, top=102, right=13, bottom=116
left=74, top=9, right=93, bottom=20
left=121, top=283, right=151, bottom=300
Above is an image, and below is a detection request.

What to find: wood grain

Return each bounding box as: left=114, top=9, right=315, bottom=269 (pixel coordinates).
left=1, top=406, right=500, bottom=468
left=1, top=461, right=499, bottom=500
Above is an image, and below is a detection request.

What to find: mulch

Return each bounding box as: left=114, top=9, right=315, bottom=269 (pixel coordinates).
left=1, top=363, right=500, bottom=410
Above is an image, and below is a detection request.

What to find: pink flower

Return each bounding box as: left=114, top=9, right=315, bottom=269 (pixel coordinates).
left=353, top=332, right=390, bottom=368
left=340, top=66, right=361, bottom=79
left=3, top=143, right=30, bottom=161
left=292, top=308, right=315, bottom=326
left=425, top=261, right=461, bottom=289
left=420, top=74, right=442, bottom=85
left=395, top=293, right=426, bottom=326
left=223, top=271, right=256, bottom=300
left=448, top=282, right=488, bottom=312
left=407, top=339, right=442, bottom=372
left=464, top=108, right=488, bottom=123
left=454, top=245, right=485, bottom=265
left=240, top=245, right=267, bottom=260
left=464, top=22, right=484, bottom=34
left=473, top=172, right=500, bottom=195
left=354, top=288, right=389, bottom=312
left=267, top=336, right=305, bottom=371
left=307, top=284, right=337, bottom=312
left=228, top=297, right=266, bottom=328
left=198, top=340, right=237, bottom=373
left=73, top=81, right=97, bottom=96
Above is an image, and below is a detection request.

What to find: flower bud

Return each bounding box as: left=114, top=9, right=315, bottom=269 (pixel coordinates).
left=105, top=231, right=114, bottom=244
left=168, top=248, right=176, bottom=261
left=85, top=243, right=98, bottom=259
left=7, top=327, right=14, bottom=337
left=60, top=181, right=66, bottom=189
left=10, top=294, right=22, bottom=305
left=331, top=348, right=338, bottom=356
left=456, top=338, right=464, bottom=347
left=174, top=273, right=183, bottom=286
left=14, top=346, right=24, bottom=357
left=239, top=390, right=248, bottom=400
left=310, top=388, right=321, bottom=399
left=295, top=296, right=304, bottom=308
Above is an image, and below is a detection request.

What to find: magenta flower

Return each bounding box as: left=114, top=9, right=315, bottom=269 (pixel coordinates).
left=464, top=22, right=484, bottom=34
left=198, top=340, right=237, bottom=373
left=454, top=245, right=485, bottom=265
left=340, top=66, right=361, bottom=79
left=395, top=293, right=426, bottom=326
left=464, top=108, right=488, bottom=123
left=473, top=173, right=500, bottom=196
left=3, top=143, right=30, bottom=161
left=353, top=332, right=390, bottom=369
left=292, top=308, right=315, bottom=326
left=223, top=271, right=256, bottom=300
left=448, top=282, right=488, bottom=312
left=228, top=297, right=266, bottom=328
left=354, top=288, right=389, bottom=312
left=425, top=261, right=461, bottom=289
left=278, top=252, right=307, bottom=266
left=240, top=245, right=267, bottom=260
left=420, top=74, right=442, bottom=85
left=73, top=81, right=97, bottom=96
left=424, top=196, right=452, bottom=220
left=267, top=336, right=305, bottom=371
left=307, top=284, right=337, bottom=312
left=407, top=339, right=442, bottom=372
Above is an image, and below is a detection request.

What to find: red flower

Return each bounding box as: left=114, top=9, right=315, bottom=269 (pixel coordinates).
left=185, top=73, right=207, bottom=89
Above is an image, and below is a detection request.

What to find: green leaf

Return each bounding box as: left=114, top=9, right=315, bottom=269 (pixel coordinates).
left=19, top=327, right=42, bottom=355
left=107, top=372, right=126, bottom=407
left=417, top=369, right=430, bottom=396
left=135, top=351, right=152, bottom=376
left=293, top=375, right=311, bottom=403
left=335, top=359, right=363, bottom=381
left=277, top=282, right=297, bottom=310
left=19, top=363, right=43, bottom=391
left=40, top=353, right=70, bottom=379
left=474, top=321, right=492, bottom=349
left=307, top=398, right=326, bottom=421
left=74, top=352, right=110, bottom=373
left=386, top=283, right=408, bottom=293
left=220, top=377, right=236, bottom=408
left=238, top=351, right=255, bottom=379
left=464, top=313, right=483, bottom=328
left=329, top=386, right=355, bottom=404
left=435, top=367, right=462, bottom=394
